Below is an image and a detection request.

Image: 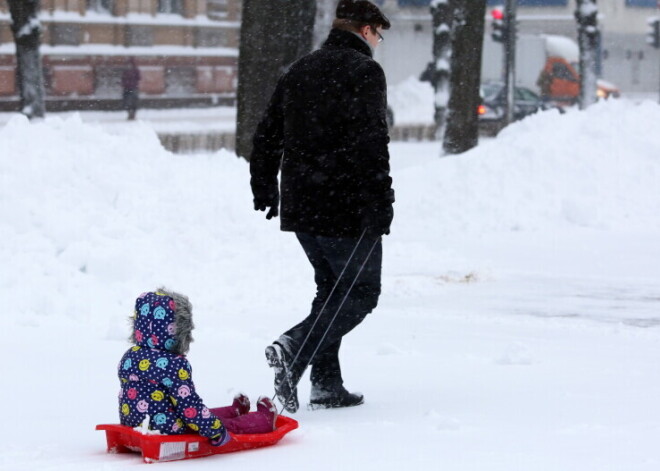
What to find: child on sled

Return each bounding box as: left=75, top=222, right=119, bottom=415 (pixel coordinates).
left=117, top=289, right=277, bottom=446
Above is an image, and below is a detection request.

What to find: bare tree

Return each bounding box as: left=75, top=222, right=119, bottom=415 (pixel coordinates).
left=314, top=0, right=335, bottom=48
left=236, top=0, right=316, bottom=159
left=7, top=0, right=45, bottom=119
left=430, top=0, right=452, bottom=138
left=575, top=0, right=599, bottom=109
left=443, top=0, right=486, bottom=155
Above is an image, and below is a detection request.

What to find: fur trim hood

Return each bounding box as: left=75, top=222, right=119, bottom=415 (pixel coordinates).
left=130, top=289, right=194, bottom=355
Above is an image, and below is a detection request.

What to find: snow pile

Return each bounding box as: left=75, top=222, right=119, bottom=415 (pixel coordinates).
left=0, top=114, right=255, bottom=322
left=387, top=76, right=434, bottom=125
left=1, top=100, right=658, bottom=324
left=543, top=34, right=579, bottom=62
left=394, top=98, right=660, bottom=237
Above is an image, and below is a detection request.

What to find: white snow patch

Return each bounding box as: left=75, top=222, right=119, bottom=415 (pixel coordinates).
left=388, top=76, right=434, bottom=125
left=0, top=43, right=238, bottom=57
left=495, top=343, right=534, bottom=366
left=543, top=34, right=580, bottom=62
left=17, top=17, right=41, bottom=38
left=133, top=415, right=163, bottom=435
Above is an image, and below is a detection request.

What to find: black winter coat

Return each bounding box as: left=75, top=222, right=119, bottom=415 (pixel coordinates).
left=250, top=28, right=394, bottom=238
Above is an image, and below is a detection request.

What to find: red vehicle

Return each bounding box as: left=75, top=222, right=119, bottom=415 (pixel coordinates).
left=537, top=56, right=620, bottom=107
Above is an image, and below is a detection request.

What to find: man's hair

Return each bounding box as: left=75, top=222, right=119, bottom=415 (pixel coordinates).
left=332, top=17, right=380, bottom=34
left=335, top=0, right=391, bottom=30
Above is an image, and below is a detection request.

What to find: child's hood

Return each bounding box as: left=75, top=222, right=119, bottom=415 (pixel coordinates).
left=132, top=290, right=193, bottom=355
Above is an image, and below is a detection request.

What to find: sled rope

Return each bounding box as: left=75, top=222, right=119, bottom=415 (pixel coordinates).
left=272, top=229, right=367, bottom=409
left=276, top=230, right=380, bottom=414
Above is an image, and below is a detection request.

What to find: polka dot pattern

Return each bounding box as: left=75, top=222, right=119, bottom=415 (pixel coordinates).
left=117, top=292, right=227, bottom=443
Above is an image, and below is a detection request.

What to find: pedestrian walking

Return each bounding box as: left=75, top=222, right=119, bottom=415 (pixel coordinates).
left=250, top=0, right=394, bottom=413
left=121, top=57, right=141, bottom=120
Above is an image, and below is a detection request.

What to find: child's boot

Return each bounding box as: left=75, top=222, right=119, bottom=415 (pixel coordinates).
left=257, top=396, right=278, bottom=431
left=232, top=393, right=251, bottom=415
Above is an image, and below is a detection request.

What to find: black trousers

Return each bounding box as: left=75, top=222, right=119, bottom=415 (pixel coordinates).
left=122, top=89, right=139, bottom=114
left=283, top=232, right=382, bottom=388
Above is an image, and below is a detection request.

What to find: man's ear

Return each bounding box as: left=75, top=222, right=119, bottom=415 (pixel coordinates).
left=360, top=24, right=371, bottom=38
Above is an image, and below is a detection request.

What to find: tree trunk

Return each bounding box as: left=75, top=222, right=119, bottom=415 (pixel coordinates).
left=430, top=0, right=452, bottom=139
left=575, top=0, right=599, bottom=109
left=314, top=0, right=335, bottom=49
left=8, top=0, right=46, bottom=119
left=236, top=0, right=316, bottom=160
left=443, top=0, right=486, bottom=155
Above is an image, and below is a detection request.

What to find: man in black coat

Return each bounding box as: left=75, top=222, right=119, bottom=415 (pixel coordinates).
left=250, top=0, right=394, bottom=413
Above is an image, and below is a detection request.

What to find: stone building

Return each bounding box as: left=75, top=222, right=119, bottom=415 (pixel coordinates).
left=0, top=0, right=241, bottom=110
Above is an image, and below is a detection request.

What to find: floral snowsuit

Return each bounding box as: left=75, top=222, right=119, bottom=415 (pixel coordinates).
left=117, top=292, right=228, bottom=442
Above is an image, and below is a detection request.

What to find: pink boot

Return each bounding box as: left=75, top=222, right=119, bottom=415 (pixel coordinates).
left=209, top=393, right=250, bottom=420
left=220, top=396, right=277, bottom=434
left=233, top=393, right=251, bottom=415
left=257, top=396, right=278, bottom=431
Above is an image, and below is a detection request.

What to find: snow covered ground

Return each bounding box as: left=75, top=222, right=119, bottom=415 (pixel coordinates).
left=0, top=106, right=237, bottom=135
left=1, top=98, right=659, bottom=470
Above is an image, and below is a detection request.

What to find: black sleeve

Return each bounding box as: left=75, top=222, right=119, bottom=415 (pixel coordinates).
left=249, top=76, right=285, bottom=205
left=350, top=60, right=395, bottom=209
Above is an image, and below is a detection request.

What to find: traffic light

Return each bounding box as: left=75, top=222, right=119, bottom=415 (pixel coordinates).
left=647, top=17, right=660, bottom=49
left=491, top=8, right=507, bottom=44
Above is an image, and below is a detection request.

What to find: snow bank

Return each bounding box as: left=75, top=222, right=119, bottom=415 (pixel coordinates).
left=1, top=100, right=659, bottom=323
left=394, top=98, right=660, bottom=238
left=387, top=76, right=434, bottom=125
left=0, top=114, right=255, bottom=322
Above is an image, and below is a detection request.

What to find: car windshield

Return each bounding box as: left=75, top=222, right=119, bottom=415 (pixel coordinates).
left=515, top=87, right=540, bottom=101
left=480, top=83, right=502, bottom=100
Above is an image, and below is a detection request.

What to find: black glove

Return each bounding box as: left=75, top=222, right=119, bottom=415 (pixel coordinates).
left=360, top=204, right=393, bottom=238
left=254, top=196, right=279, bottom=220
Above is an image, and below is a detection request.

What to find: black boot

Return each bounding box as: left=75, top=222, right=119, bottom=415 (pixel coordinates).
left=309, top=384, right=364, bottom=410
left=265, top=337, right=301, bottom=413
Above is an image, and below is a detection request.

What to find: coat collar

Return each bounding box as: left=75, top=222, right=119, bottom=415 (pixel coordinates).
left=322, top=28, right=373, bottom=58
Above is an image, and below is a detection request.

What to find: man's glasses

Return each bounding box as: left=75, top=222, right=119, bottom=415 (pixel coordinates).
left=370, top=26, right=384, bottom=43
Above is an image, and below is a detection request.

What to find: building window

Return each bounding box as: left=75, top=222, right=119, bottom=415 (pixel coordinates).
left=207, top=0, right=229, bottom=19
left=625, top=0, right=656, bottom=7
left=399, top=0, right=568, bottom=6
left=397, top=0, right=431, bottom=6
left=518, top=0, right=567, bottom=5
left=158, top=0, right=184, bottom=14
left=166, top=67, right=197, bottom=96
left=87, top=0, right=114, bottom=14
left=487, top=0, right=567, bottom=5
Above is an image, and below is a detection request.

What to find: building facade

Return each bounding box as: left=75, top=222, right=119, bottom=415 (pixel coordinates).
left=369, top=0, right=659, bottom=94
left=1, top=0, right=657, bottom=112
left=0, top=0, right=240, bottom=110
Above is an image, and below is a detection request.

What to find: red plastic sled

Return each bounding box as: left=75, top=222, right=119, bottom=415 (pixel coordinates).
left=96, top=415, right=298, bottom=463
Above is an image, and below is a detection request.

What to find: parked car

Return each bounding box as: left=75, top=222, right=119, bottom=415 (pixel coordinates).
left=478, top=81, right=553, bottom=135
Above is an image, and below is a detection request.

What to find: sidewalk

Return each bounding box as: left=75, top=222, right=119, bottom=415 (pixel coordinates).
left=0, top=106, right=436, bottom=154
